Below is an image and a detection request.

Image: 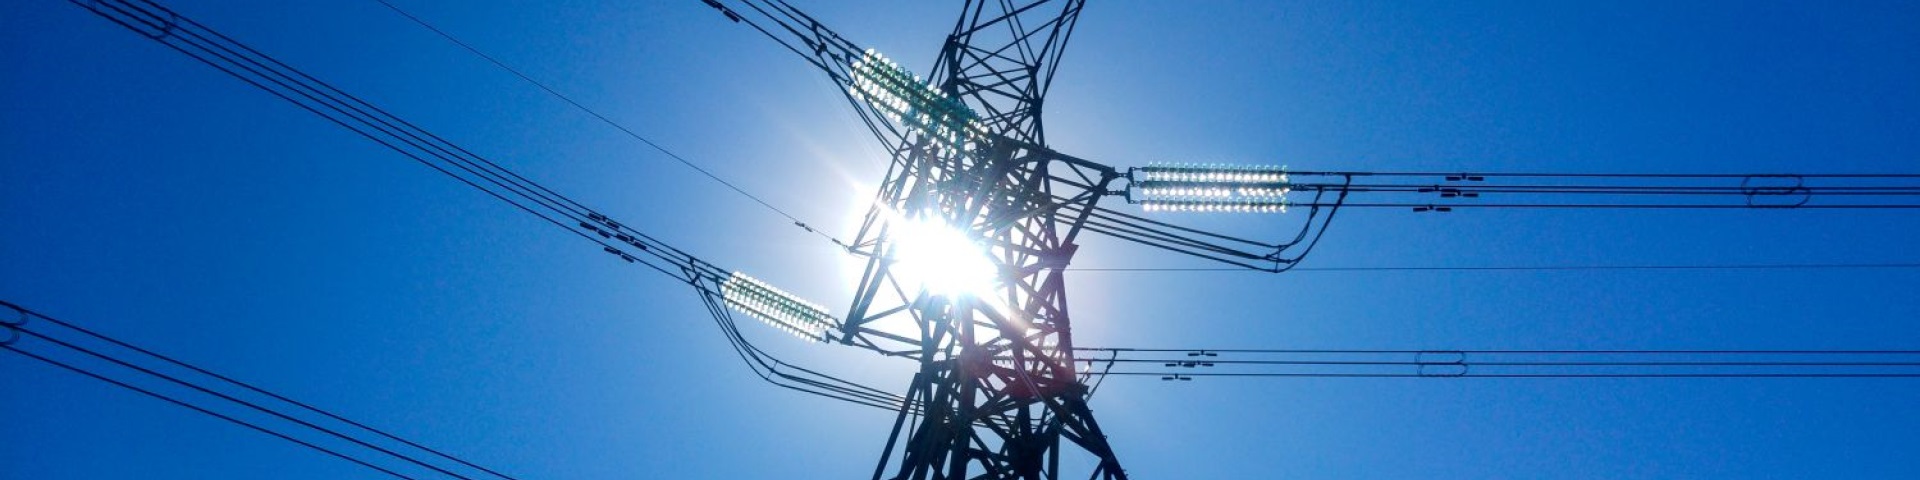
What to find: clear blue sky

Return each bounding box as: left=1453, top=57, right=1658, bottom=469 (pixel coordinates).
left=4, top=0, right=1918, bottom=478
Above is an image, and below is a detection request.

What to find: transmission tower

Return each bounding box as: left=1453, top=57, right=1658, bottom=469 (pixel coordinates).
left=837, top=2, right=1130, bottom=478
left=705, top=0, right=1132, bottom=476
left=712, top=0, right=1131, bottom=476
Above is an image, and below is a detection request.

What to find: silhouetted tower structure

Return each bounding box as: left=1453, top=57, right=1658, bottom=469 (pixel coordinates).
left=833, top=2, right=1129, bottom=478
left=709, top=0, right=1125, bottom=477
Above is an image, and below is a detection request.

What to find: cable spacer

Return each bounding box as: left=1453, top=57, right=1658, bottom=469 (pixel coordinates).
left=1740, top=174, right=1812, bottom=208
left=1415, top=350, right=1468, bottom=377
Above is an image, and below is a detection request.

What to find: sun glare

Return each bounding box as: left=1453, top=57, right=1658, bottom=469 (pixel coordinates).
left=886, top=211, right=1000, bottom=301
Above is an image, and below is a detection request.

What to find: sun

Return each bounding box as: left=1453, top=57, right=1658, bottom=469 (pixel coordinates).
left=885, top=210, right=1000, bottom=301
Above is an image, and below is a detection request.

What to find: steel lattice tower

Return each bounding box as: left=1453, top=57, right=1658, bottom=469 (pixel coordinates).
left=830, top=1, right=1129, bottom=478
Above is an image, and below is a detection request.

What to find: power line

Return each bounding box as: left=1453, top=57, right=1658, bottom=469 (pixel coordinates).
left=1, top=299, right=523, bottom=480
left=1, top=300, right=514, bottom=480
left=73, top=0, right=726, bottom=282
left=1078, top=347, right=1920, bottom=354
left=1067, top=261, right=1920, bottom=273
left=1285, top=171, right=1920, bottom=179
left=370, top=0, right=850, bottom=249
left=67, top=0, right=904, bottom=415
left=1107, top=372, right=1920, bottom=379
left=1070, top=347, right=1920, bottom=381
left=3, top=347, right=425, bottom=479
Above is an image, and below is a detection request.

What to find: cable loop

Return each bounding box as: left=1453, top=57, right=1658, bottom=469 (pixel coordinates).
left=146, top=11, right=178, bottom=40
left=0, top=303, right=23, bottom=347
left=0, top=300, right=26, bottom=326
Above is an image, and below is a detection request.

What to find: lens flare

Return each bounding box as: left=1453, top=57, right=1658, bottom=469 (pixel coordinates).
left=884, top=210, right=999, bottom=301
